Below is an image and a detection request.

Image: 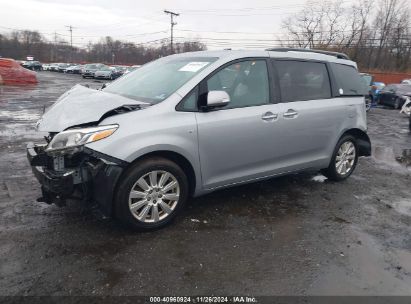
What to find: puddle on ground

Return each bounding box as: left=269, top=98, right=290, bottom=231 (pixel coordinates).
left=0, top=110, right=41, bottom=121
left=309, top=227, right=411, bottom=295
left=372, top=146, right=411, bottom=170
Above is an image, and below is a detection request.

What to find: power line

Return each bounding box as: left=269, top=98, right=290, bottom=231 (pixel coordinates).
left=164, top=10, right=179, bottom=54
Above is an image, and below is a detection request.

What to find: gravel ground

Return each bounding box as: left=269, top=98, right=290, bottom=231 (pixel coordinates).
left=0, top=72, right=410, bottom=296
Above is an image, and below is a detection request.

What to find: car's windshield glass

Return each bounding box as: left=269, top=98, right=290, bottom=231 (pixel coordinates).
left=104, top=56, right=218, bottom=103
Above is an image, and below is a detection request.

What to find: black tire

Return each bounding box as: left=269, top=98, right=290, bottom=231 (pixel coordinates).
left=394, top=97, right=401, bottom=110
left=82, top=75, right=86, bottom=79
left=114, top=157, right=189, bottom=231
left=321, top=135, right=359, bottom=181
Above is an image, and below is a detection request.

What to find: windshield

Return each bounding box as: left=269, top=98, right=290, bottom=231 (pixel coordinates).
left=104, top=56, right=218, bottom=103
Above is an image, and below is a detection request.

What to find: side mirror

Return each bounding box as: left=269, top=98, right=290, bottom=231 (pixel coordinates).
left=207, top=90, right=230, bottom=108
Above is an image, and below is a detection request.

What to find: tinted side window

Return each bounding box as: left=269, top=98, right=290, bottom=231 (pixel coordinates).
left=206, top=60, right=270, bottom=109
left=331, top=63, right=366, bottom=96
left=275, top=60, right=331, bottom=102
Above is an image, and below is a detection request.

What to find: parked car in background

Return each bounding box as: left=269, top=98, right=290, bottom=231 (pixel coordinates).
left=111, top=65, right=128, bottom=78
left=379, top=84, right=411, bottom=109
left=400, top=96, right=411, bottom=117
left=360, top=73, right=374, bottom=111
left=401, top=79, right=411, bottom=84
left=28, top=49, right=371, bottom=230
left=82, top=63, right=105, bottom=78
left=124, top=65, right=141, bottom=74
left=58, top=63, right=72, bottom=73
left=372, top=82, right=385, bottom=92
left=370, top=82, right=385, bottom=104
left=94, top=65, right=115, bottom=80
left=49, top=63, right=60, bottom=72
left=0, top=58, right=38, bottom=84
left=65, top=65, right=83, bottom=74
left=42, top=64, right=51, bottom=71
left=22, top=61, right=42, bottom=71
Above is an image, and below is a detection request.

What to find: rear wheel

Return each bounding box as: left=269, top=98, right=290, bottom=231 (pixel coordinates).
left=115, top=157, right=189, bottom=230
left=321, top=135, right=358, bottom=181
left=365, top=96, right=372, bottom=112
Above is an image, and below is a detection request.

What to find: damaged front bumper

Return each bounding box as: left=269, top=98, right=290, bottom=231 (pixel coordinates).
left=27, top=143, right=127, bottom=217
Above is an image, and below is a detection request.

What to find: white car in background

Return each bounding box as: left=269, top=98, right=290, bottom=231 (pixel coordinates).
left=42, top=64, right=51, bottom=71
left=94, top=66, right=115, bottom=80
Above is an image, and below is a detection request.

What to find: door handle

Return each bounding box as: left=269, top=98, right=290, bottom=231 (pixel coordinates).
left=261, top=112, right=278, bottom=121
left=283, top=109, right=298, bottom=118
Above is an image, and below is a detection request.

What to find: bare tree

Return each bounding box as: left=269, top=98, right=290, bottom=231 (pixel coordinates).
left=281, top=0, right=347, bottom=48
left=0, top=31, right=206, bottom=65
left=280, top=0, right=411, bottom=71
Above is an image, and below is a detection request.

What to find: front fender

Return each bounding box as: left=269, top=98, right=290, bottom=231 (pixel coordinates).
left=86, top=108, right=202, bottom=194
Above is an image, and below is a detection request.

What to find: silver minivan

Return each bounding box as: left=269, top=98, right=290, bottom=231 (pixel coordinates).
left=28, top=49, right=371, bottom=230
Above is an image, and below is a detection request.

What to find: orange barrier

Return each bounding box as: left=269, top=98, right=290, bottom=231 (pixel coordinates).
left=0, top=58, right=38, bottom=85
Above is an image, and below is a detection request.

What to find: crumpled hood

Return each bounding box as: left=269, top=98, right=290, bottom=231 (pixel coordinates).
left=36, top=84, right=149, bottom=132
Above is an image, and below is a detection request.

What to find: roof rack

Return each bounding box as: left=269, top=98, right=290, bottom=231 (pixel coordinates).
left=266, top=48, right=350, bottom=60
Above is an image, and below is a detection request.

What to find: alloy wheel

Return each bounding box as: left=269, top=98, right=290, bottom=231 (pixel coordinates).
left=335, top=141, right=356, bottom=175
left=128, top=170, right=180, bottom=223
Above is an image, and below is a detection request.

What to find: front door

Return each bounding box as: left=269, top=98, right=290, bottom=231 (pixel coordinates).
left=196, top=59, right=284, bottom=189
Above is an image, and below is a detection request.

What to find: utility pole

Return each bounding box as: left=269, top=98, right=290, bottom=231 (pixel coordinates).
left=52, top=31, right=58, bottom=62
left=164, top=10, right=179, bottom=54
left=65, top=25, right=74, bottom=62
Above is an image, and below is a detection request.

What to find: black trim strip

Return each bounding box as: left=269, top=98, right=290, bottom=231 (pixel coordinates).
left=83, top=147, right=129, bottom=167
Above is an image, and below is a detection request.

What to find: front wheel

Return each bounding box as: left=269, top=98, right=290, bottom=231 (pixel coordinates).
left=321, top=135, right=358, bottom=181
left=115, top=157, right=189, bottom=230
left=394, top=97, right=402, bottom=110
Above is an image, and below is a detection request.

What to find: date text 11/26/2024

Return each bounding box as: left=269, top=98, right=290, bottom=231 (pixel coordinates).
left=149, top=296, right=258, bottom=303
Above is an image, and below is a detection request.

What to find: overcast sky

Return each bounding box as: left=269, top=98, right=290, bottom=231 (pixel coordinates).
left=0, top=0, right=356, bottom=49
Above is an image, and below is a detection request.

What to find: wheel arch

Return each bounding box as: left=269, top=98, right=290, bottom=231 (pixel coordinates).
left=341, top=128, right=371, bottom=157
left=119, top=150, right=197, bottom=198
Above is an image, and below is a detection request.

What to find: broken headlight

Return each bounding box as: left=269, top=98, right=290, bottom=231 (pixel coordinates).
left=46, top=124, right=118, bottom=151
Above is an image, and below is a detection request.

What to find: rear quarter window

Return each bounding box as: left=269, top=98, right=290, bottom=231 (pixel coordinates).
left=332, top=63, right=367, bottom=96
